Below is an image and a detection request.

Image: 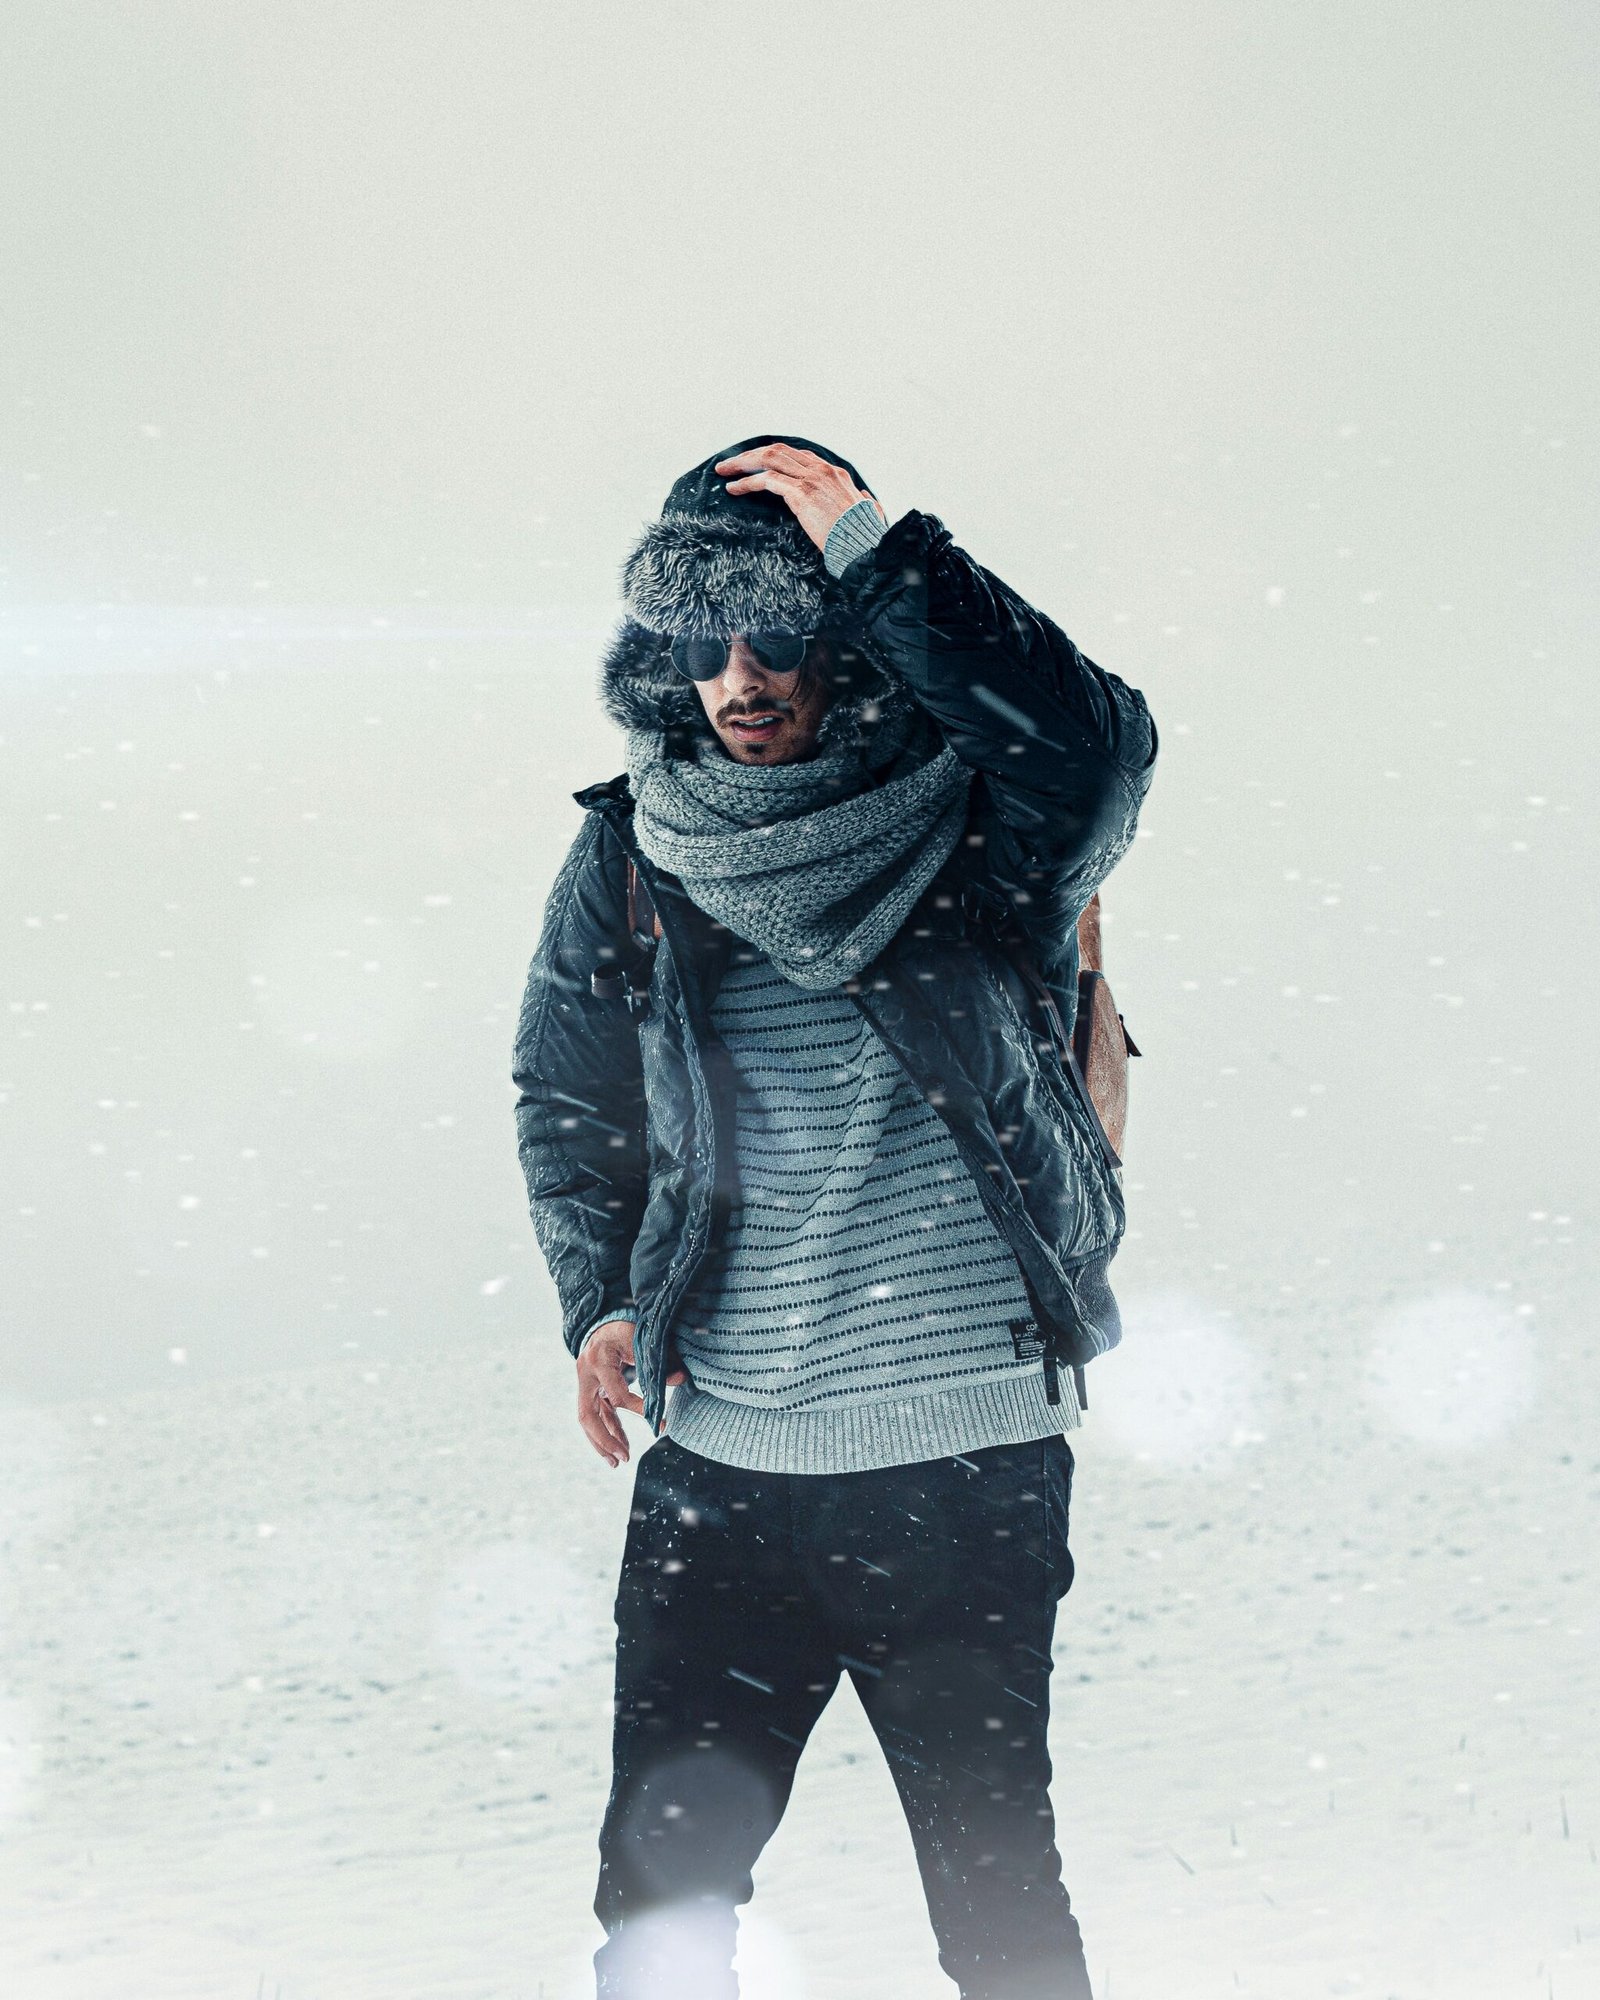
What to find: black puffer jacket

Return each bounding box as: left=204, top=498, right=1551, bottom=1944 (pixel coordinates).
left=512, top=506, right=1158, bottom=1433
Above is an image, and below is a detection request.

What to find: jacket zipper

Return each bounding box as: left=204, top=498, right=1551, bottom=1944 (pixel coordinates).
left=587, top=800, right=722, bottom=1428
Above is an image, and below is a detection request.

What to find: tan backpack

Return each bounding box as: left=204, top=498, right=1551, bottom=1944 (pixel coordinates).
left=1070, top=890, right=1142, bottom=1168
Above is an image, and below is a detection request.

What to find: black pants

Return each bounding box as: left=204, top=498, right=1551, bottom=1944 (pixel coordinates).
left=592, top=1432, right=1091, bottom=1998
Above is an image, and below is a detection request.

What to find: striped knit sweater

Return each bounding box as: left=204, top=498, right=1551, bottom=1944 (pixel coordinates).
left=661, top=950, right=1082, bottom=1472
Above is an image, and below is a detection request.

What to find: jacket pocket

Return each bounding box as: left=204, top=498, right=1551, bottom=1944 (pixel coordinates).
left=1038, top=1035, right=1120, bottom=1185
left=975, top=951, right=1122, bottom=1248
left=1016, top=1017, right=1124, bottom=1250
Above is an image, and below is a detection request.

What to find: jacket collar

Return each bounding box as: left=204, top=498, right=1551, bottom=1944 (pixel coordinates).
left=572, top=771, right=633, bottom=812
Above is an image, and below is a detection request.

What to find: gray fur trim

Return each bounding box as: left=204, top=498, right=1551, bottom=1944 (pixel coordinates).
left=598, top=617, right=692, bottom=736
left=621, top=508, right=830, bottom=639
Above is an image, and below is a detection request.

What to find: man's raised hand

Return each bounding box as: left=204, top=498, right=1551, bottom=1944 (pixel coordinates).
left=714, top=443, right=887, bottom=554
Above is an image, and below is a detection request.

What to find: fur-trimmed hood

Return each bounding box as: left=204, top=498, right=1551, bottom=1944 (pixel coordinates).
left=598, top=433, right=904, bottom=749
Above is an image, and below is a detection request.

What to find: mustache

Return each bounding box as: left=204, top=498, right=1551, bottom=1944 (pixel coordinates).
left=718, top=699, right=793, bottom=724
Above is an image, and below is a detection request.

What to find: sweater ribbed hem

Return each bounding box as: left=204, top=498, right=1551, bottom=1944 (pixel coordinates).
left=822, top=497, right=889, bottom=579
left=663, top=1365, right=1082, bottom=1475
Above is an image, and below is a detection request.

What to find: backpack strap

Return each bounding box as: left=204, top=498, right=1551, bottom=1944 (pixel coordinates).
left=592, top=860, right=661, bottom=1020
left=627, top=858, right=663, bottom=949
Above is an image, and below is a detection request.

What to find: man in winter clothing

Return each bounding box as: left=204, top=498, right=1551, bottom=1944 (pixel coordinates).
left=512, top=437, right=1157, bottom=1997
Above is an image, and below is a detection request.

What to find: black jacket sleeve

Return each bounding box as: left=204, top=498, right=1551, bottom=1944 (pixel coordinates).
left=511, top=810, right=649, bottom=1356
left=837, top=509, right=1158, bottom=939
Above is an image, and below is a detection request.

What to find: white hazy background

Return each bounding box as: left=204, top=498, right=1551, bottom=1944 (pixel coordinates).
left=1, top=5, right=1595, bottom=1998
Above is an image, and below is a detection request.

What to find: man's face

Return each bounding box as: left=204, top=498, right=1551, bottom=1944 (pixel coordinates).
left=692, top=634, right=834, bottom=764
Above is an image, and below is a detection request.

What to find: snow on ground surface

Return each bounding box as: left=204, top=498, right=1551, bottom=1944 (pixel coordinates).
left=2, top=1244, right=1595, bottom=2000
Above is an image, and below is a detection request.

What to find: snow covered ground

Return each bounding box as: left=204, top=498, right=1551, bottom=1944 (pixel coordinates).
left=2, top=1227, right=1595, bottom=1999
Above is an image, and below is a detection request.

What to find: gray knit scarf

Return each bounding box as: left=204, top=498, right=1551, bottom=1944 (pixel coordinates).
left=625, top=698, right=971, bottom=990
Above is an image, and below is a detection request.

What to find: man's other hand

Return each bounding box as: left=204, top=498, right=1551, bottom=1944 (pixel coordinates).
left=576, top=1319, right=686, bottom=1467
left=714, top=442, right=886, bottom=554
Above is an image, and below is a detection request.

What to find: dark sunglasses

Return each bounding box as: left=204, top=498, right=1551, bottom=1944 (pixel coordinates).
left=669, top=632, right=813, bottom=681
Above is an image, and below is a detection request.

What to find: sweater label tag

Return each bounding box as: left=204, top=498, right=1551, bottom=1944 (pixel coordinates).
left=1009, top=1317, right=1046, bottom=1361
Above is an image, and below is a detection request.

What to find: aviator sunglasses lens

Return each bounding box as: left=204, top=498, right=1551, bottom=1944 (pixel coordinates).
left=670, top=635, right=731, bottom=681
left=670, top=633, right=812, bottom=681
left=750, top=633, right=809, bottom=674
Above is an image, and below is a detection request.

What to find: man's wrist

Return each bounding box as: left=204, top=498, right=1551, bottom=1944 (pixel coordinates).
left=578, top=1311, right=636, bottom=1356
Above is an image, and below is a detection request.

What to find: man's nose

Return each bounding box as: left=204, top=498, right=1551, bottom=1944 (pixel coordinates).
left=721, top=638, right=770, bottom=695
